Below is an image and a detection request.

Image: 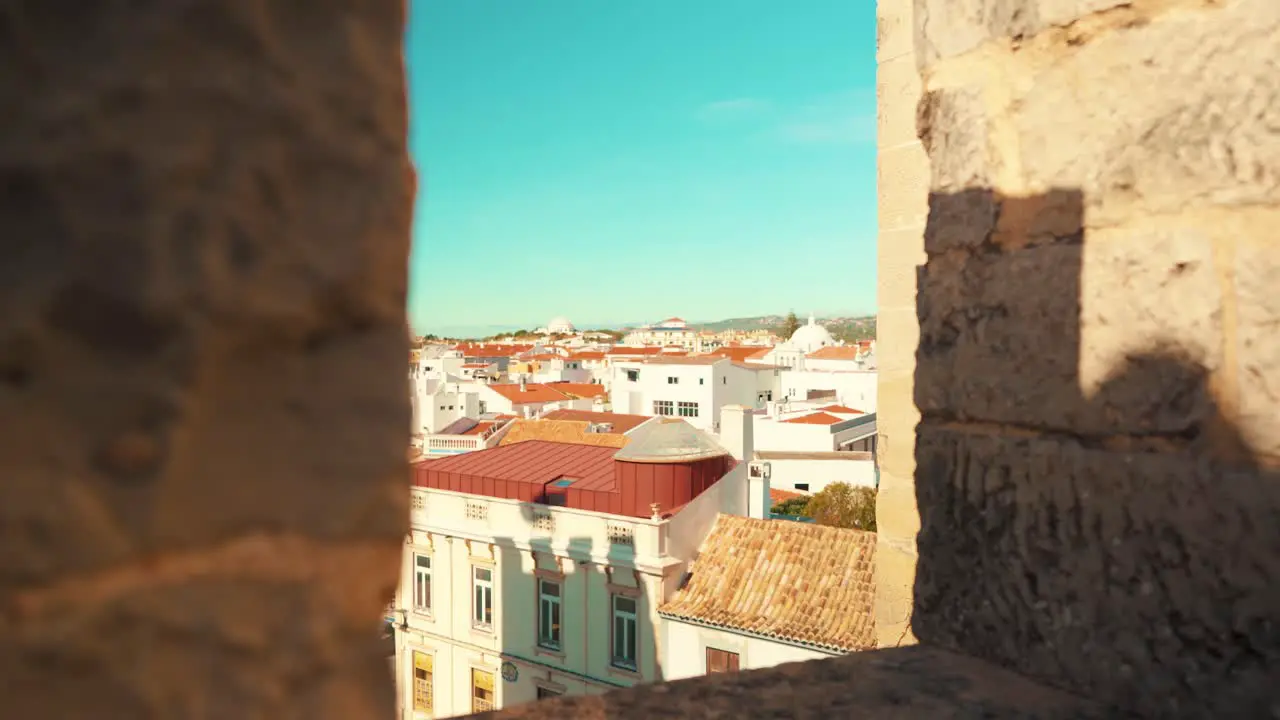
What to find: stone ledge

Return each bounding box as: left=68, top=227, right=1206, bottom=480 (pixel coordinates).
left=470, top=645, right=1109, bottom=719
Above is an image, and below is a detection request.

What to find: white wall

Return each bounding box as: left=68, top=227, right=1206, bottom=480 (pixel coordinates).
left=609, top=362, right=718, bottom=430
left=751, top=414, right=876, bottom=453
left=759, top=456, right=877, bottom=494
left=660, top=620, right=836, bottom=682
left=778, top=369, right=877, bottom=412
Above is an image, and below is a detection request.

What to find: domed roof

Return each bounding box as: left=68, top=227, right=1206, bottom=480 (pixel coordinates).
left=788, top=313, right=834, bottom=352
left=547, top=316, right=575, bottom=332
left=614, top=418, right=729, bottom=463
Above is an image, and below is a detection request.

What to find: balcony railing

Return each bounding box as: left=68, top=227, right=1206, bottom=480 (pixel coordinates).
left=408, top=487, right=664, bottom=564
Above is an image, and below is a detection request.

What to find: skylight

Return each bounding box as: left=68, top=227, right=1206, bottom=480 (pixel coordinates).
left=553, top=478, right=576, bottom=488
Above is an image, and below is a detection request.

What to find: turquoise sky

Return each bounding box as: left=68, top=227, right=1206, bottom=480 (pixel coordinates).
left=405, top=1, right=877, bottom=336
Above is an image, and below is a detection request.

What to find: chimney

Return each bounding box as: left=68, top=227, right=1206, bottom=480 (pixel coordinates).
left=650, top=503, right=661, bottom=521
left=519, top=375, right=527, bottom=392
left=720, top=405, right=765, bottom=519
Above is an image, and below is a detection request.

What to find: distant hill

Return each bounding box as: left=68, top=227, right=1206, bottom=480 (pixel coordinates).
left=688, top=314, right=876, bottom=343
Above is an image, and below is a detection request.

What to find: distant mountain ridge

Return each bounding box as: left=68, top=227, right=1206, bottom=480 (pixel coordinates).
left=417, top=313, right=875, bottom=342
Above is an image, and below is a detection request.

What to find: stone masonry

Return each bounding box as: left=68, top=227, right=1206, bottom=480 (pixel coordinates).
left=910, top=0, right=1280, bottom=717
left=0, top=2, right=414, bottom=718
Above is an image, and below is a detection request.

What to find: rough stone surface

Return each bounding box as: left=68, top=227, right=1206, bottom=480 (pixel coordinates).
left=0, top=1, right=413, bottom=717
left=917, top=86, right=989, bottom=192
left=914, top=426, right=1280, bottom=718
left=1014, top=0, right=1280, bottom=226
left=1235, top=238, right=1280, bottom=463
left=914, top=0, right=1128, bottom=67
left=477, top=645, right=1107, bottom=719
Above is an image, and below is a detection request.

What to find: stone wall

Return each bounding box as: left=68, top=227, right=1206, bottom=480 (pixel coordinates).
left=873, top=0, right=929, bottom=649
left=908, top=0, right=1280, bottom=716
left=0, top=2, right=414, bottom=717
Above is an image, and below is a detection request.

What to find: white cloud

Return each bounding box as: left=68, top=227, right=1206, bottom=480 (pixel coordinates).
left=773, top=90, right=877, bottom=146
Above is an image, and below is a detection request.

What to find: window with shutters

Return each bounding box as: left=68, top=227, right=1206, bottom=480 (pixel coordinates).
left=705, top=647, right=740, bottom=674
left=412, top=652, right=433, bottom=713
left=471, top=669, right=495, bottom=713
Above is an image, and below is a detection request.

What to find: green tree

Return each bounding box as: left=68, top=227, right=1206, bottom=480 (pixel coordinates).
left=781, top=311, right=801, bottom=340
left=804, top=482, right=877, bottom=532
left=770, top=495, right=811, bottom=517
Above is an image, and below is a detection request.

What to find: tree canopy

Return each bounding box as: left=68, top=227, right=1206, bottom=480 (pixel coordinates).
left=781, top=311, right=801, bottom=339
left=804, top=482, right=876, bottom=532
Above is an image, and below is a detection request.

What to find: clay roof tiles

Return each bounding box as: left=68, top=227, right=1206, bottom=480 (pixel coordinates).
left=498, top=419, right=630, bottom=449
left=782, top=411, right=846, bottom=425
left=806, top=346, right=863, bottom=361
left=659, top=514, right=876, bottom=653
left=485, top=383, right=572, bottom=404
left=541, top=409, right=653, bottom=433
left=546, top=383, right=609, bottom=399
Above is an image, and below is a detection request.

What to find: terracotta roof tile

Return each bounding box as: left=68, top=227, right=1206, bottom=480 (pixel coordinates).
left=708, top=346, right=766, bottom=362
left=546, top=383, right=609, bottom=399
left=769, top=487, right=806, bottom=505
left=485, top=383, right=572, bottom=404
left=640, top=356, right=724, bottom=366
left=746, top=348, right=772, bottom=360
left=541, top=410, right=653, bottom=434
left=659, top=514, right=876, bottom=652
left=606, top=346, right=664, bottom=356
left=783, top=411, right=846, bottom=425
left=570, top=351, right=606, bottom=360
left=820, top=404, right=864, bottom=414
left=499, top=420, right=630, bottom=448
left=806, top=346, right=863, bottom=361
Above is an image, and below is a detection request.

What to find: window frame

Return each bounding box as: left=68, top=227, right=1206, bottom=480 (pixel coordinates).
left=610, top=594, right=640, bottom=671
left=412, top=552, right=432, bottom=614
left=653, top=400, right=674, bottom=417
left=472, top=565, right=494, bottom=630
left=471, top=668, right=496, bottom=713
left=411, top=650, right=434, bottom=713
left=676, top=401, right=699, bottom=418
left=537, top=578, right=563, bottom=651
left=705, top=647, right=740, bottom=674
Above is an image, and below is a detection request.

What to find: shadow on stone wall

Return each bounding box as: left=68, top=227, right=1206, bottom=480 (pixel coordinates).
left=912, top=188, right=1279, bottom=717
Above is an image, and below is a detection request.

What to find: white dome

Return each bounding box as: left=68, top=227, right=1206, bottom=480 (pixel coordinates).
left=788, top=314, right=834, bottom=352
left=547, top=316, right=575, bottom=334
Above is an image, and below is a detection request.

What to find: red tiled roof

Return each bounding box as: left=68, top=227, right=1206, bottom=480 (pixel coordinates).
left=485, top=383, right=572, bottom=404
left=806, top=346, right=862, bottom=361
left=770, top=487, right=806, bottom=505
left=783, top=411, right=846, bottom=425
left=606, top=346, right=664, bottom=356
left=820, top=404, right=864, bottom=414
left=570, top=351, right=605, bottom=360
left=708, top=346, right=765, bottom=362
left=454, top=343, right=534, bottom=357
left=640, top=356, right=724, bottom=366
left=661, top=317, right=685, bottom=323
left=546, top=383, right=609, bottom=399
left=460, top=421, right=496, bottom=436
left=462, top=363, right=491, bottom=369
left=542, top=409, right=653, bottom=434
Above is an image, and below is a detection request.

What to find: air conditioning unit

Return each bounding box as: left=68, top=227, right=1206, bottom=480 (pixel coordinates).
left=594, top=423, right=614, bottom=434
left=748, top=461, right=771, bottom=480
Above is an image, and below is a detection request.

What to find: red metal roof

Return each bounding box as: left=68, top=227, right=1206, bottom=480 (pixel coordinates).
left=421, top=440, right=618, bottom=492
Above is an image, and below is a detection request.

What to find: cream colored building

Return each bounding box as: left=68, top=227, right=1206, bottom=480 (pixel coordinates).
left=390, top=412, right=765, bottom=718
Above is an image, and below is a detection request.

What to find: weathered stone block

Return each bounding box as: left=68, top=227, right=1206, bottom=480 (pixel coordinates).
left=917, top=86, right=989, bottom=192
left=918, top=191, right=1225, bottom=437
left=872, top=540, right=919, bottom=648
left=878, top=142, right=931, bottom=232
left=1015, top=0, right=1280, bottom=226
left=877, top=54, right=925, bottom=149
left=1235, top=239, right=1280, bottom=462
left=913, top=426, right=1280, bottom=718
left=877, top=0, right=917, bottom=62
left=914, top=0, right=1129, bottom=68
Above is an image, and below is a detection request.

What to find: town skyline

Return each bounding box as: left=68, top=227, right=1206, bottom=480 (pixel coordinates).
left=403, top=0, right=878, bottom=333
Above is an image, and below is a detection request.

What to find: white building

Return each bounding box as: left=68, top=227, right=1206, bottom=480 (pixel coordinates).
left=390, top=411, right=765, bottom=718
left=658, top=514, right=876, bottom=679
left=621, top=317, right=701, bottom=350
left=475, top=380, right=587, bottom=418
left=543, top=316, right=576, bottom=335
left=749, top=449, right=878, bottom=496
left=608, top=357, right=779, bottom=433
left=412, top=377, right=485, bottom=435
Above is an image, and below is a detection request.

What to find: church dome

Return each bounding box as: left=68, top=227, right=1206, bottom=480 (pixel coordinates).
left=547, top=316, right=575, bottom=334
left=788, top=313, right=834, bottom=352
